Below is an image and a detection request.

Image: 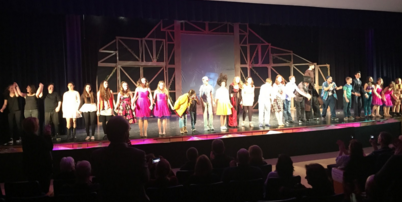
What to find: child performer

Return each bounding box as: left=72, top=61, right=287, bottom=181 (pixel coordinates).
left=372, top=78, right=383, bottom=117
left=174, top=90, right=196, bottom=134
left=115, top=81, right=135, bottom=123
left=133, top=77, right=153, bottom=138
left=259, top=78, right=273, bottom=127
left=80, top=84, right=97, bottom=141
left=242, top=77, right=255, bottom=127
left=392, top=78, right=402, bottom=116
left=272, top=75, right=286, bottom=126
left=228, top=76, right=243, bottom=127
left=153, top=81, right=174, bottom=136
left=343, top=77, right=355, bottom=121
left=382, top=81, right=396, bottom=117
left=199, top=76, right=215, bottom=131
left=215, top=74, right=232, bottom=131
left=189, top=94, right=200, bottom=132
left=363, top=77, right=375, bottom=117
left=97, top=80, right=115, bottom=138
left=62, top=82, right=81, bottom=140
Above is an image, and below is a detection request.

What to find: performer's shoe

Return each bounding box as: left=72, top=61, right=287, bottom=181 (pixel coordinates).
left=249, top=123, right=253, bottom=127
left=210, top=128, right=215, bottom=132
left=90, top=136, right=95, bottom=141
left=259, top=124, right=263, bottom=128
left=265, top=124, right=271, bottom=127
left=184, top=127, right=188, bottom=133
left=331, top=117, right=339, bottom=122
left=348, top=116, right=355, bottom=120
left=85, top=136, right=90, bottom=141
left=192, top=128, right=196, bottom=132
left=344, top=117, right=349, bottom=121
left=4, top=138, right=13, bottom=146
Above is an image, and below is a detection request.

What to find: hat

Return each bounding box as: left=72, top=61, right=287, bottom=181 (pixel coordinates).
left=202, top=76, right=209, bottom=81
left=326, top=76, right=332, bottom=80
left=303, top=76, right=311, bottom=83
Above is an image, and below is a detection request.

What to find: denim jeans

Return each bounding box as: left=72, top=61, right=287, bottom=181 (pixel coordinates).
left=179, top=114, right=187, bottom=128
left=343, top=97, right=352, bottom=117
left=190, top=112, right=196, bottom=129
left=363, top=93, right=373, bottom=116
left=283, top=99, right=292, bottom=122
left=322, top=96, right=336, bottom=118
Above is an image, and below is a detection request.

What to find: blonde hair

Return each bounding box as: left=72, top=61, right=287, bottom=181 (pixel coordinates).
left=119, top=81, right=131, bottom=96
left=155, top=81, right=169, bottom=96
left=232, top=76, right=243, bottom=88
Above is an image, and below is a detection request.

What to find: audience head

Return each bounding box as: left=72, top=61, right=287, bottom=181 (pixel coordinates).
left=155, top=158, right=172, bottom=179
left=276, top=154, right=294, bottom=178
left=305, top=163, right=330, bottom=188
left=248, top=145, right=264, bottom=164
left=106, top=116, right=130, bottom=143
left=186, top=147, right=198, bottom=162
left=194, top=155, right=213, bottom=176
left=22, top=117, right=39, bottom=134
left=75, top=160, right=92, bottom=183
left=211, top=139, right=225, bottom=155
left=349, top=139, right=364, bottom=159
left=60, top=157, right=75, bottom=173
left=237, top=148, right=249, bottom=165
left=378, top=132, right=392, bottom=147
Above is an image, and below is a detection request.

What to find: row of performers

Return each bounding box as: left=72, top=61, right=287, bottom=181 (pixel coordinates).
left=2, top=73, right=401, bottom=145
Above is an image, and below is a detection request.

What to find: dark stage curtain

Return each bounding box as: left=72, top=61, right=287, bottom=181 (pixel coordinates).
left=1, top=0, right=402, bottom=29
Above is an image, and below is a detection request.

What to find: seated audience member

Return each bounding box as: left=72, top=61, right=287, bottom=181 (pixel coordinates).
left=61, top=160, right=99, bottom=194
left=91, top=116, right=149, bottom=202
left=180, top=147, right=199, bottom=170
left=303, top=163, right=334, bottom=197
left=222, top=148, right=263, bottom=183
left=266, top=154, right=294, bottom=181
left=21, top=118, right=53, bottom=193
left=335, top=140, right=350, bottom=169
left=366, top=138, right=402, bottom=202
left=54, top=157, right=76, bottom=180
left=186, top=155, right=220, bottom=185
left=248, top=145, right=267, bottom=167
left=343, top=139, right=370, bottom=201
left=210, top=139, right=233, bottom=169
left=146, top=153, right=157, bottom=180
left=147, top=158, right=178, bottom=187
left=368, top=132, right=394, bottom=173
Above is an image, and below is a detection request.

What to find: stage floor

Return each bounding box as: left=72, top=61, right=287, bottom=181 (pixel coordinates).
left=1, top=110, right=401, bottom=153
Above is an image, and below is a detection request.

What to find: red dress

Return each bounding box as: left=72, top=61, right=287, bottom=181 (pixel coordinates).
left=228, top=84, right=242, bottom=127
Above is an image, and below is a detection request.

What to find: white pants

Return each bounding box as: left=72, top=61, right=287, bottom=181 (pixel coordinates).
left=258, top=100, right=271, bottom=125
left=203, top=101, right=214, bottom=130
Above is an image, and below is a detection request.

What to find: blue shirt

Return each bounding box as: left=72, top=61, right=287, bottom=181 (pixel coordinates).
left=322, top=82, right=338, bottom=100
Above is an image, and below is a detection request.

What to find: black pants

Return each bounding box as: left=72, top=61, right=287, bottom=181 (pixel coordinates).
left=295, top=99, right=305, bottom=121
left=99, top=115, right=112, bottom=134
left=242, top=106, right=253, bottom=121
left=353, top=95, right=363, bottom=117
left=8, top=110, right=22, bottom=140
left=44, top=112, right=60, bottom=136
left=24, top=109, right=39, bottom=119
left=83, top=112, right=96, bottom=136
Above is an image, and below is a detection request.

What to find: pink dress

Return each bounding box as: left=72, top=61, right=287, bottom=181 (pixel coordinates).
left=135, top=90, right=151, bottom=119
left=383, top=88, right=393, bottom=107
left=372, top=86, right=383, bottom=106
left=117, top=95, right=136, bottom=123
left=153, top=93, right=171, bottom=118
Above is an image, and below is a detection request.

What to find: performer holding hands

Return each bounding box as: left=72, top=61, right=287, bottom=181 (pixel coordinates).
left=363, top=77, right=375, bottom=117
left=62, top=82, right=81, bottom=141
left=115, top=81, right=135, bottom=123
left=215, top=74, right=232, bottom=131
left=321, top=76, right=342, bottom=121
left=259, top=78, right=273, bottom=127
left=133, top=77, right=153, bottom=138
left=14, top=82, right=44, bottom=118
left=80, top=84, right=97, bottom=140
left=199, top=76, right=215, bottom=131
left=242, top=77, right=255, bottom=127
left=97, top=80, right=115, bottom=137
left=153, top=81, right=174, bottom=136
left=228, top=76, right=243, bottom=127
left=392, top=78, right=402, bottom=116
left=372, top=78, right=383, bottom=118
left=382, top=81, right=396, bottom=117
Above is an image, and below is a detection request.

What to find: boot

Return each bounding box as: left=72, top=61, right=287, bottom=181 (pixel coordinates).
left=180, top=127, right=184, bottom=134
left=184, top=126, right=188, bottom=133
left=66, top=128, right=71, bottom=140
left=72, top=128, right=76, bottom=140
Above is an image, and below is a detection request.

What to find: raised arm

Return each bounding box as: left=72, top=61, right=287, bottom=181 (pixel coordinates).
left=0, top=99, right=7, bottom=113
left=36, top=83, right=44, bottom=98
left=14, top=83, right=26, bottom=97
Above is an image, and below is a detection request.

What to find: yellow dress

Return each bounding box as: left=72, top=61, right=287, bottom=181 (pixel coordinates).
left=216, top=87, right=232, bottom=116
left=174, top=93, right=190, bottom=117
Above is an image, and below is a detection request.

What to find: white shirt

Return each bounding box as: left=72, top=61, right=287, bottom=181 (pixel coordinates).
left=215, top=87, right=230, bottom=103
left=259, top=83, right=272, bottom=101
left=272, top=83, right=286, bottom=100
left=242, top=85, right=255, bottom=106
left=199, top=84, right=214, bottom=103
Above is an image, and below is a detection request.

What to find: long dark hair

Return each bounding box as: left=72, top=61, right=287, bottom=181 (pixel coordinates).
left=82, top=84, right=95, bottom=103
left=99, top=80, right=111, bottom=101
left=366, top=77, right=373, bottom=87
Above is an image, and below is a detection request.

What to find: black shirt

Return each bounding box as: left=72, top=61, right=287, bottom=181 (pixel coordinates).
left=25, top=95, right=38, bottom=110
left=6, top=94, right=19, bottom=112
left=189, top=99, right=197, bottom=112
left=44, top=92, right=61, bottom=112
